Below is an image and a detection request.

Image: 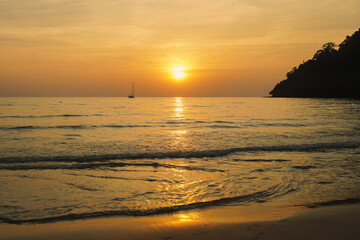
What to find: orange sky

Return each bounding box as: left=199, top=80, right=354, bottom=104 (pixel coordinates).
left=0, top=0, right=359, bottom=97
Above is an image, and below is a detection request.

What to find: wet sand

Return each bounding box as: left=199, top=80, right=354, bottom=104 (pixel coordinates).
left=1, top=203, right=360, bottom=240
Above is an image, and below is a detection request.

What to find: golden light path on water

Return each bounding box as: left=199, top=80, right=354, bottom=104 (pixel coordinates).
left=155, top=97, right=204, bottom=207
left=170, top=97, right=189, bottom=151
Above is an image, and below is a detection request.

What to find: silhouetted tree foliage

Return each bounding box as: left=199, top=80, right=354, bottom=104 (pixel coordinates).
left=270, top=28, right=360, bottom=98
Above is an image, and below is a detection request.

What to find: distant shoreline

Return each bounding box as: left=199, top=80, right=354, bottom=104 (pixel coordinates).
left=269, top=96, right=360, bottom=99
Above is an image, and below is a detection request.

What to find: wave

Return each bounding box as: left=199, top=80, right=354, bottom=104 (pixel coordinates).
left=66, top=173, right=175, bottom=183
left=263, top=123, right=308, bottom=127
left=0, top=124, right=151, bottom=130
left=102, top=124, right=150, bottom=128
left=0, top=141, right=359, bottom=165
left=0, top=184, right=295, bottom=224
left=208, top=124, right=241, bottom=129
left=233, top=159, right=291, bottom=162
left=165, top=120, right=235, bottom=124
left=65, top=182, right=99, bottom=192
left=0, top=205, right=23, bottom=210
left=305, top=197, right=360, bottom=208
left=0, top=125, right=90, bottom=130
left=0, top=114, right=102, bottom=119
left=0, top=161, right=225, bottom=172
left=0, top=121, right=340, bottom=131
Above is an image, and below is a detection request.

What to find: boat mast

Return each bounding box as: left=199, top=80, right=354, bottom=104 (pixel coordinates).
left=128, top=82, right=135, bottom=98
left=132, top=82, right=135, bottom=97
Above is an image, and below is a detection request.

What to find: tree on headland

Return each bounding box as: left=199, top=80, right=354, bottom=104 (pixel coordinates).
left=270, top=28, right=360, bottom=98
left=312, top=42, right=337, bottom=60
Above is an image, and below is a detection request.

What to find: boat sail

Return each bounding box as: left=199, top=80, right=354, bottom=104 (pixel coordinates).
left=128, top=82, right=135, bottom=98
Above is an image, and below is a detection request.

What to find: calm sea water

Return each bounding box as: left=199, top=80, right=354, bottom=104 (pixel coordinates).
left=1, top=97, right=360, bottom=224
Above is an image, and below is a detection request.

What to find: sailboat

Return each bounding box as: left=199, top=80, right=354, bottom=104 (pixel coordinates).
left=128, top=82, right=135, bottom=98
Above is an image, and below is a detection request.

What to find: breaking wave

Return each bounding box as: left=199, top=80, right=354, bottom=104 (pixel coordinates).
left=0, top=184, right=295, bottom=224
left=1, top=141, right=359, bottom=165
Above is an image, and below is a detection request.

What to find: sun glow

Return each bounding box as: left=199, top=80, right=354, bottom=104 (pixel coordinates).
left=173, top=66, right=186, bottom=80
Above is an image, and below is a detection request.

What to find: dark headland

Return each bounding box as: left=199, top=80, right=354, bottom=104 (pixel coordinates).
left=270, top=28, right=360, bottom=98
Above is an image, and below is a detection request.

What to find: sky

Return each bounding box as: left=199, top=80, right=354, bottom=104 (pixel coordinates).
left=0, top=0, right=359, bottom=97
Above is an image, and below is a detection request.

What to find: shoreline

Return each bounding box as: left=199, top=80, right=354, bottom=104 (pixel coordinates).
left=1, top=203, right=360, bottom=240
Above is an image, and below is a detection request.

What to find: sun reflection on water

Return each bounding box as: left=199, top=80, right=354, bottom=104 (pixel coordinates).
left=174, top=212, right=199, bottom=223
left=170, top=97, right=189, bottom=150
left=174, top=97, right=184, bottom=119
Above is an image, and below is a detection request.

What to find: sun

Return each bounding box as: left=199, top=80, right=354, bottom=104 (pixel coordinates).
left=173, top=66, right=186, bottom=80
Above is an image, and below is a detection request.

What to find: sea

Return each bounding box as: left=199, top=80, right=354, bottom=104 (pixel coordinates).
left=0, top=97, right=360, bottom=224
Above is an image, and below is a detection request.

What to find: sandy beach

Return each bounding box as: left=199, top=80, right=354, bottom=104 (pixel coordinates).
left=1, top=203, right=360, bottom=240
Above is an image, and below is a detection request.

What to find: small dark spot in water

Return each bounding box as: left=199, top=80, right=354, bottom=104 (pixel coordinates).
left=63, top=134, right=82, bottom=137
left=244, top=177, right=258, bottom=180
left=151, top=162, right=160, bottom=168
left=113, top=197, right=126, bottom=201
left=144, top=178, right=157, bottom=182
left=317, top=181, right=333, bottom=185
left=292, top=165, right=315, bottom=170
